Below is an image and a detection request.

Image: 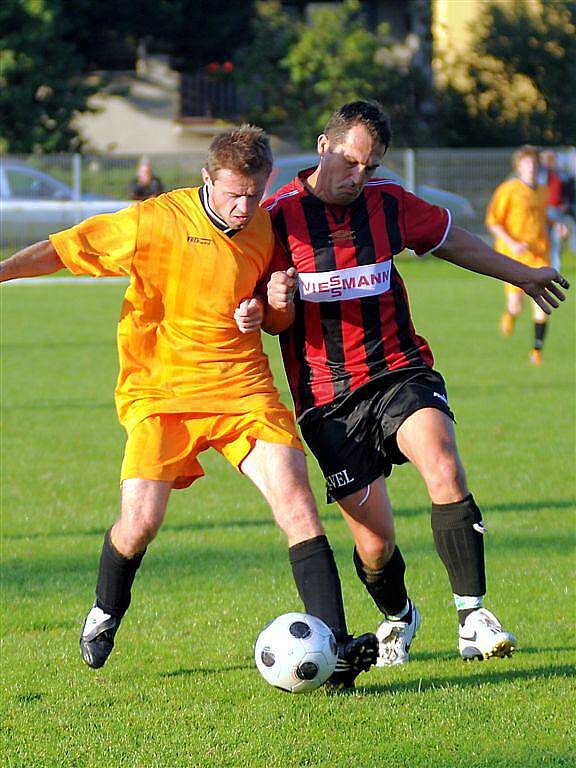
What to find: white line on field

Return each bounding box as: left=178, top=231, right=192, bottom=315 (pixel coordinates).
left=2, top=277, right=129, bottom=286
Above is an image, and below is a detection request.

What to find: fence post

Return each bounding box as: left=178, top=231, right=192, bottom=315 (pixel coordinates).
left=404, top=148, right=416, bottom=193
left=72, top=154, right=82, bottom=201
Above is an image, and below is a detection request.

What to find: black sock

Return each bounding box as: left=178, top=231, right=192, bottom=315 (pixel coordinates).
left=95, top=528, right=146, bottom=617
left=289, top=535, right=348, bottom=642
left=353, top=546, right=408, bottom=617
left=431, top=494, right=486, bottom=598
left=534, top=322, right=547, bottom=350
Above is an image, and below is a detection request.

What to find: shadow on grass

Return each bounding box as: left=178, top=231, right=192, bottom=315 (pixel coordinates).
left=359, top=662, right=575, bottom=696
left=4, top=498, right=573, bottom=543
left=411, top=645, right=575, bottom=663
left=160, top=663, right=251, bottom=678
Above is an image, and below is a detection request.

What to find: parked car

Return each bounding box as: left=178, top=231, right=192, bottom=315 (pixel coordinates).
left=0, top=161, right=132, bottom=247
left=264, top=154, right=475, bottom=223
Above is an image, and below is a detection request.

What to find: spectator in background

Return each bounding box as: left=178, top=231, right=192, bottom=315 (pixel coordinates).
left=129, top=158, right=164, bottom=200
left=486, top=145, right=567, bottom=365
left=539, top=149, right=570, bottom=272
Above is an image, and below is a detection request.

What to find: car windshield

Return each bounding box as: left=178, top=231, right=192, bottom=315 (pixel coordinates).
left=5, top=168, right=70, bottom=200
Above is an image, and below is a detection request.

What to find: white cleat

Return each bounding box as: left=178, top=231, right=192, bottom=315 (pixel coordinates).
left=376, top=600, right=421, bottom=666
left=459, top=608, right=517, bottom=661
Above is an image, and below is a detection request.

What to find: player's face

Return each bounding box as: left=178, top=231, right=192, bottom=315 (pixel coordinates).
left=316, top=124, right=383, bottom=204
left=516, top=155, right=538, bottom=186
left=203, top=167, right=268, bottom=229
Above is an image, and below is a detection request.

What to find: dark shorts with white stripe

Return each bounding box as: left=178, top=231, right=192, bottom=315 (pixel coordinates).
left=298, top=367, right=455, bottom=503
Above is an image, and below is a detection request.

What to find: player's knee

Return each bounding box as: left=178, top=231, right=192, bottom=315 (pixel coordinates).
left=115, top=513, right=161, bottom=555
left=357, top=536, right=396, bottom=570
left=425, top=452, right=466, bottom=498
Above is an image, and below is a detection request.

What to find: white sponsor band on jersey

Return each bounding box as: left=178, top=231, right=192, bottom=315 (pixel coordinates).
left=298, top=261, right=391, bottom=302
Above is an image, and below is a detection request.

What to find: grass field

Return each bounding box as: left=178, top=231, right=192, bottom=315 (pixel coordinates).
left=1, top=256, right=575, bottom=768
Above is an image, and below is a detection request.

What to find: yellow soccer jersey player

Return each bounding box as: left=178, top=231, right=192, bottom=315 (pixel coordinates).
left=486, top=145, right=557, bottom=365
left=50, top=188, right=286, bottom=432
left=486, top=178, right=549, bottom=268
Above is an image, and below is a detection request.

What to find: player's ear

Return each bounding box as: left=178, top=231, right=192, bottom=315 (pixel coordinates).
left=201, top=167, right=212, bottom=187
left=317, top=134, right=329, bottom=158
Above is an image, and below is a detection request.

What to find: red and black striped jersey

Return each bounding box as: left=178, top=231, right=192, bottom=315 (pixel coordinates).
left=263, top=168, right=451, bottom=417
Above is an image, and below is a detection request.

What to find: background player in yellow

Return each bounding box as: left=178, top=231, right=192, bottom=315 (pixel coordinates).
left=486, top=145, right=568, bottom=364
left=0, top=126, right=377, bottom=690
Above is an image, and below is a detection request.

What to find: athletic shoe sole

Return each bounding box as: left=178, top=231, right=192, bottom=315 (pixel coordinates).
left=461, top=636, right=517, bottom=661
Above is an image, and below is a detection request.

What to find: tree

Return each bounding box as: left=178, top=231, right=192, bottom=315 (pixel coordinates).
left=234, top=0, right=431, bottom=148
left=437, top=0, right=576, bottom=146
left=232, top=1, right=299, bottom=130
left=0, top=0, right=98, bottom=152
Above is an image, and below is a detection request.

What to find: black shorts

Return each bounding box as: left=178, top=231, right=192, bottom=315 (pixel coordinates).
left=299, top=368, right=454, bottom=503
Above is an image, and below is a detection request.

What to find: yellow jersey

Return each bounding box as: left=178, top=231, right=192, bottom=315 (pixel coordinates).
left=50, top=187, right=283, bottom=431
left=485, top=178, right=549, bottom=266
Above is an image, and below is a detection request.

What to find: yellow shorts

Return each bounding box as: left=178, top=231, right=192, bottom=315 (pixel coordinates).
left=120, top=409, right=302, bottom=489
left=505, top=254, right=549, bottom=295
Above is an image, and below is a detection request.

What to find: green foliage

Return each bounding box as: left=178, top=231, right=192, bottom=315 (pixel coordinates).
left=233, top=1, right=299, bottom=130
left=0, top=0, right=98, bottom=153
left=438, top=0, right=576, bottom=146
left=235, top=0, right=430, bottom=147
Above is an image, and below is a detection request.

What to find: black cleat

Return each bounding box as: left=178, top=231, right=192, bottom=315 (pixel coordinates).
left=324, top=632, right=378, bottom=693
left=80, top=604, right=121, bottom=669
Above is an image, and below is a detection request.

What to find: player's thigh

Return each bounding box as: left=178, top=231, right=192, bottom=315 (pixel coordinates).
left=241, top=440, right=324, bottom=542
left=505, top=284, right=524, bottom=314
left=396, top=407, right=467, bottom=497
left=120, top=478, right=172, bottom=527
left=241, top=439, right=315, bottom=508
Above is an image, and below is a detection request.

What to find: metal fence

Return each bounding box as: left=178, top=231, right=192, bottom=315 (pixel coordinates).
left=2, top=147, right=575, bottom=250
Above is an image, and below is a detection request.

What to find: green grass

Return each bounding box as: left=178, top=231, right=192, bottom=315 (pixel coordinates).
left=1, top=256, right=575, bottom=768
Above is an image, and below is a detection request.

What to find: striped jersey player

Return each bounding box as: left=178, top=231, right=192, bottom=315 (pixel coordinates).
left=262, top=100, right=568, bottom=666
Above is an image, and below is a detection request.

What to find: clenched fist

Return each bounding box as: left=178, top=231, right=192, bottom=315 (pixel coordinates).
left=234, top=297, right=264, bottom=333
left=267, top=267, right=298, bottom=310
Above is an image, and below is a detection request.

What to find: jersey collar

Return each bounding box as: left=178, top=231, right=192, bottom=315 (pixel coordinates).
left=198, top=186, right=239, bottom=237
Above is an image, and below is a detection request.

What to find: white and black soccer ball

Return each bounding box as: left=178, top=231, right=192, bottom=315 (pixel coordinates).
left=254, top=612, right=338, bottom=693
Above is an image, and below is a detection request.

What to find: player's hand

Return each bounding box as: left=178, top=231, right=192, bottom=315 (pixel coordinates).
left=511, top=241, right=529, bottom=256
left=553, top=222, right=569, bottom=240
left=234, top=297, right=264, bottom=333
left=520, top=267, right=570, bottom=314
left=267, top=267, right=297, bottom=310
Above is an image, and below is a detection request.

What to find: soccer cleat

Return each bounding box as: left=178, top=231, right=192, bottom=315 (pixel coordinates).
left=500, top=312, right=516, bottom=337
left=324, top=632, right=378, bottom=692
left=80, top=604, right=121, bottom=669
left=458, top=608, right=517, bottom=661
left=376, top=600, right=421, bottom=666
left=529, top=349, right=542, bottom=365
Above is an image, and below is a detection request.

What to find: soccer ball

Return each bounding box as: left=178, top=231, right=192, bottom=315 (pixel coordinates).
left=254, top=612, right=338, bottom=693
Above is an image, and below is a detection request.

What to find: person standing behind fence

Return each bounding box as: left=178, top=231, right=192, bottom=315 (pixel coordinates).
left=486, top=145, right=567, bottom=365
left=539, top=149, right=570, bottom=272
left=129, top=158, right=164, bottom=200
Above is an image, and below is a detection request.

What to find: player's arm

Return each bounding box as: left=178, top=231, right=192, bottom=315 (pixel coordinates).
left=0, top=240, right=64, bottom=282
left=261, top=268, right=297, bottom=335
left=434, top=226, right=569, bottom=314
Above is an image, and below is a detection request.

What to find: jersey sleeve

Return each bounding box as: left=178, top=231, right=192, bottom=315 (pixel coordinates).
left=485, top=183, right=511, bottom=229
left=49, top=205, right=139, bottom=277
left=402, top=190, right=451, bottom=256
left=255, top=234, right=293, bottom=295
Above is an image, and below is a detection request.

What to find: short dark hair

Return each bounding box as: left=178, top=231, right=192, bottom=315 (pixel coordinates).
left=206, top=124, right=273, bottom=178
left=323, top=100, right=392, bottom=152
